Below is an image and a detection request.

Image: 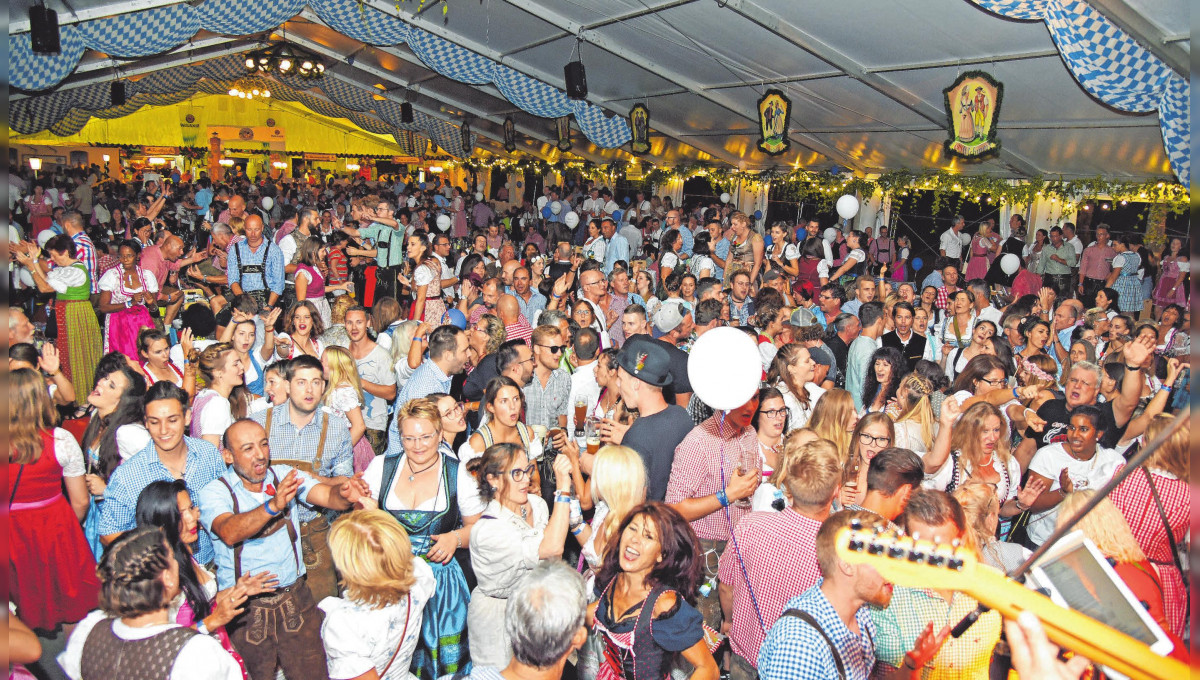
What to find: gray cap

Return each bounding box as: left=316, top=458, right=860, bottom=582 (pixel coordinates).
left=652, top=302, right=685, bottom=337
left=788, top=307, right=820, bottom=328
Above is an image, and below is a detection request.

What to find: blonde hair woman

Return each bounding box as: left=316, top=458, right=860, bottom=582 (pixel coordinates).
left=572, top=445, right=647, bottom=573
left=319, top=509, right=436, bottom=680
left=806, top=389, right=857, bottom=463
left=322, top=346, right=377, bottom=474
left=953, top=482, right=1033, bottom=574
left=191, top=342, right=247, bottom=449
left=892, top=374, right=937, bottom=455
left=387, top=319, right=423, bottom=391
left=926, top=403, right=1026, bottom=515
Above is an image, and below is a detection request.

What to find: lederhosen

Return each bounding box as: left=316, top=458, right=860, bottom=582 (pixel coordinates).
left=379, top=452, right=472, bottom=678
left=230, top=240, right=274, bottom=310
left=219, top=468, right=329, bottom=680
left=264, top=407, right=338, bottom=601
left=356, top=226, right=403, bottom=307
left=80, top=619, right=198, bottom=679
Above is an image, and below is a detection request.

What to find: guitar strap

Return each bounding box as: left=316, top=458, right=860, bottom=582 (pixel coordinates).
left=779, top=608, right=846, bottom=680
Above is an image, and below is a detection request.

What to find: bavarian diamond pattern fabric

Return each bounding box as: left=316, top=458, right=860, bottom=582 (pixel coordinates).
left=312, top=0, right=409, bottom=46
left=407, top=29, right=494, bottom=85
left=9, top=25, right=87, bottom=91
left=197, top=0, right=306, bottom=36
left=80, top=4, right=200, bottom=58
left=969, top=0, right=1189, bottom=186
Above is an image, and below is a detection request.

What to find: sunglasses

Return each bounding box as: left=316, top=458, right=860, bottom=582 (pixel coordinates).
left=537, top=344, right=565, bottom=354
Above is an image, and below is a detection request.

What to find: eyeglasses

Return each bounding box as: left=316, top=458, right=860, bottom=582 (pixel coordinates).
left=760, top=408, right=788, bottom=419
left=978, top=377, right=1006, bottom=387
left=858, top=433, right=891, bottom=447
left=439, top=402, right=465, bottom=418
left=509, top=463, right=537, bottom=482
left=400, top=433, right=439, bottom=448
left=537, top=344, right=565, bottom=354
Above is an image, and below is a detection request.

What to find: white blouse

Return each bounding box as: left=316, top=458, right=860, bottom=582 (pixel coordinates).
left=47, top=427, right=87, bottom=477
left=362, top=453, right=485, bottom=517
left=59, top=610, right=242, bottom=680
left=46, top=264, right=88, bottom=294
left=319, top=558, right=436, bottom=680
left=98, top=267, right=160, bottom=304
left=470, top=497, right=549, bottom=598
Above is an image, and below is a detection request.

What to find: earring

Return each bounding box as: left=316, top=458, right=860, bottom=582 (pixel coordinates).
left=490, top=486, right=498, bottom=492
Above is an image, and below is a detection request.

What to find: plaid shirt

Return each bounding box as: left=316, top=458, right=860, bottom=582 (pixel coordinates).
left=870, top=586, right=1001, bottom=679
left=505, top=316, right=533, bottom=346
left=718, top=507, right=824, bottom=665
left=758, top=583, right=876, bottom=680
left=97, top=436, right=228, bottom=564
left=663, top=415, right=759, bottom=541
left=523, top=367, right=571, bottom=430
left=72, top=232, right=99, bottom=293
left=934, top=285, right=960, bottom=311
left=250, top=404, right=353, bottom=522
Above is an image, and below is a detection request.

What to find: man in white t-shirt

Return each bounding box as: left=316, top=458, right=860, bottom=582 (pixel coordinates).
left=939, top=215, right=965, bottom=263
left=967, top=279, right=1002, bottom=325
left=346, top=305, right=397, bottom=455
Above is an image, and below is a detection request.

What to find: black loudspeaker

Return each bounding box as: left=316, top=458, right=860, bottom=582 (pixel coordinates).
left=111, top=81, right=126, bottom=106
left=401, top=102, right=414, bottom=124
left=564, top=60, right=587, bottom=100
left=30, top=5, right=62, bottom=55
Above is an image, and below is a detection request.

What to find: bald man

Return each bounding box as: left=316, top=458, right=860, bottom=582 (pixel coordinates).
left=218, top=194, right=247, bottom=229
left=501, top=259, right=522, bottom=288
left=227, top=213, right=285, bottom=311
left=497, top=293, right=533, bottom=345
left=140, top=231, right=204, bottom=325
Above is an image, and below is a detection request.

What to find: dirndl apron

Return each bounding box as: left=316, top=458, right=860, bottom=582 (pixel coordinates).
left=105, top=266, right=155, bottom=358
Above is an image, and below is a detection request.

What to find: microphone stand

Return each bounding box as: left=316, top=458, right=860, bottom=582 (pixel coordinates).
left=949, top=407, right=1188, bottom=638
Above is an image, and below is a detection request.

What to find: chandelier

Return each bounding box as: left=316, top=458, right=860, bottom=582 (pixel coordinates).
left=228, top=80, right=270, bottom=100
left=245, top=43, right=326, bottom=79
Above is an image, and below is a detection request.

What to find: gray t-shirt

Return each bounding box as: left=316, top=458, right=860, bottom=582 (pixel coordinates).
left=355, top=344, right=397, bottom=431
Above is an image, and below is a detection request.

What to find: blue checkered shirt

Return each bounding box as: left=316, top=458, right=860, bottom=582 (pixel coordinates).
left=757, top=581, right=877, bottom=680
left=97, top=436, right=228, bottom=564
left=507, top=287, right=548, bottom=327
left=387, top=358, right=453, bottom=455
left=250, top=404, right=353, bottom=522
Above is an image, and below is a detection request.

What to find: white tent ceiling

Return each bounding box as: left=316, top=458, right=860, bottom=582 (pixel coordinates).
left=10, top=0, right=1188, bottom=181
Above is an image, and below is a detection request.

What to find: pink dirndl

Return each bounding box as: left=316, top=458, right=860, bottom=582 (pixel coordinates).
left=106, top=305, right=154, bottom=358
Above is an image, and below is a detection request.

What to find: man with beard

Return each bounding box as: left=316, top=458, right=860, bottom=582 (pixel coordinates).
left=250, top=355, right=354, bottom=600
left=346, top=305, right=397, bottom=454
left=200, top=418, right=352, bottom=680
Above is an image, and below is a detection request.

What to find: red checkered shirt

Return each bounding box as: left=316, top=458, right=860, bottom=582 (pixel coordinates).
left=504, top=316, right=533, bottom=346
left=663, top=415, right=759, bottom=542
left=717, top=507, right=823, bottom=665
left=934, top=284, right=958, bottom=310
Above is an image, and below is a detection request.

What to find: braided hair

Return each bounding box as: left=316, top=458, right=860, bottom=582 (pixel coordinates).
left=96, top=526, right=174, bottom=618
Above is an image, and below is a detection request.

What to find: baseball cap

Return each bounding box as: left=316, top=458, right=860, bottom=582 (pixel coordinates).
left=616, top=337, right=673, bottom=387
left=651, top=302, right=685, bottom=338
left=788, top=307, right=819, bottom=328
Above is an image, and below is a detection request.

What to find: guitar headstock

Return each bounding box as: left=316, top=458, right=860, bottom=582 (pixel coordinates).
left=835, top=519, right=997, bottom=593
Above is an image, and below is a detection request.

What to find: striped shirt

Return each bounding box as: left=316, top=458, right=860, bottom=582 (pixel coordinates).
left=71, top=232, right=99, bottom=293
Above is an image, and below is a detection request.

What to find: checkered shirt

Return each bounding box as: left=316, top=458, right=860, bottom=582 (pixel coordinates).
left=97, top=436, right=227, bottom=564
left=250, top=405, right=353, bottom=522
left=523, top=368, right=571, bottom=430
left=757, top=583, right=876, bottom=680
left=934, top=285, right=957, bottom=311
left=663, top=415, right=760, bottom=541
left=72, top=232, right=99, bottom=293
left=870, top=586, right=1001, bottom=679
left=718, top=507, right=824, bottom=665
left=505, top=316, right=533, bottom=345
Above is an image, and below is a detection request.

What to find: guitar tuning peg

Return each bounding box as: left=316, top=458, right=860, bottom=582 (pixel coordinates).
left=850, top=518, right=863, bottom=531
left=887, top=544, right=907, bottom=559
left=907, top=545, right=927, bottom=563
left=947, top=555, right=965, bottom=571
left=867, top=539, right=886, bottom=555
left=910, top=531, right=920, bottom=542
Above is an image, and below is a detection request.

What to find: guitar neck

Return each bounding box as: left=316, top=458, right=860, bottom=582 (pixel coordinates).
left=834, top=527, right=1186, bottom=680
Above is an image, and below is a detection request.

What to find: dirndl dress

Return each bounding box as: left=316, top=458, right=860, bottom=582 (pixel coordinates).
left=1152, top=257, right=1187, bottom=307
left=100, top=266, right=156, bottom=359
left=379, top=452, right=471, bottom=679
left=1112, top=251, right=1145, bottom=313
left=54, top=263, right=102, bottom=406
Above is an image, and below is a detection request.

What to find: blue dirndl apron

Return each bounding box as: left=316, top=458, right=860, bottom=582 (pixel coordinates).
left=380, top=452, right=471, bottom=679
left=83, top=447, right=105, bottom=561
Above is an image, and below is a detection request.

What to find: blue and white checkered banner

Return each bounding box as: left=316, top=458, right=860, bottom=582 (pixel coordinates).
left=9, top=0, right=630, bottom=148
left=311, top=0, right=409, bottom=46
left=968, top=0, right=1189, bottom=186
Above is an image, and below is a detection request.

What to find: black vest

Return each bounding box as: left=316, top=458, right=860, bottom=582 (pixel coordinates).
left=881, top=330, right=927, bottom=371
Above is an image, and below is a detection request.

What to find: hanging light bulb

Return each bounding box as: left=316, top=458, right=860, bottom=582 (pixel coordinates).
left=229, top=88, right=238, bottom=96
left=245, top=57, right=255, bottom=69
left=279, top=59, right=292, bottom=72
left=252, top=89, right=260, bottom=96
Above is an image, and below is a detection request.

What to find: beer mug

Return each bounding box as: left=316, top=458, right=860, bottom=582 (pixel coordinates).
left=584, top=418, right=602, bottom=456
left=529, top=425, right=548, bottom=460
left=573, top=398, right=588, bottom=436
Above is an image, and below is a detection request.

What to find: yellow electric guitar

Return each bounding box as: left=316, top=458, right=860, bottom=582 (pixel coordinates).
left=834, top=524, right=1188, bottom=680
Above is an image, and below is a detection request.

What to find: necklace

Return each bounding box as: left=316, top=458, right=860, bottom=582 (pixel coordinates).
left=405, top=456, right=439, bottom=482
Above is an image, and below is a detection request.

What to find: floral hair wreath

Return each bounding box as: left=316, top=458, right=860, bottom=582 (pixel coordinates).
left=1019, top=356, right=1055, bottom=383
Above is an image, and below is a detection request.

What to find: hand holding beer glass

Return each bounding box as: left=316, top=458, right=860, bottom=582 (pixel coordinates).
left=585, top=418, right=602, bottom=457
left=573, top=398, right=588, bottom=437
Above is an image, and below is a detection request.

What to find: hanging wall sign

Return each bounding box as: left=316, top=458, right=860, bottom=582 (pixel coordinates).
left=943, top=71, right=1003, bottom=159
left=756, top=89, right=791, bottom=156
left=629, top=104, right=651, bottom=155
left=503, top=116, right=517, bottom=152
left=461, top=121, right=473, bottom=155
left=555, top=116, right=572, bottom=152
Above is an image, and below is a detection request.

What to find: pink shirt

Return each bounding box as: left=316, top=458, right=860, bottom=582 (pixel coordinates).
left=139, top=244, right=178, bottom=299
left=1079, top=242, right=1116, bottom=281
left=664, top=415, right=759, bottom=541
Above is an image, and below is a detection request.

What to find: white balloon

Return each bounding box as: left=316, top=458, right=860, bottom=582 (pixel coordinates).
left=550, top=201, right=563, bottom=215
left=407, top=196, right=418, bottom=208
left=720, top=192, right=731, bottom=204
left=536, top=196, right=548, bottom=210
left=823, top=227, right=838, bottom=242
left=960, top=232, right=972, bottom=247
left=261, top=196, right=274, bottom=210
left=687, top=327, right=762, bottom=411
left=474, top=191, right=484, bottom=202
left=504, top=182, right=511, bottom=189
left=564, top=211, right=580, bottom=228
left=1000, top=253, right=1021, bottom=275
left=436, top=214, right=451, bottom=231
left=835, top=195, right=859, bottom=220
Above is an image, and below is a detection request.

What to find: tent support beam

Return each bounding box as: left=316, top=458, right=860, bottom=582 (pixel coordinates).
left=359, top=0, right=752, bottom=168
left=719, top=0, right=1045, bottom=177
left=9, top=0, right=184, bottom=33
left=500, top=0, right=701, bottom=57
left=679, top=116, right=1161, bottom=135
left=1083, top=0, right=1188, bottom=77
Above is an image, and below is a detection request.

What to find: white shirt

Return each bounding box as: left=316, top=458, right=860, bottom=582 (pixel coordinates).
left=1067, top=236, right=1084, bottom=258
left=977, top=305, right=1002, bottom=326
left=194, top=389, right=234, bottom=437
left=318, top=558, right=436, bottom=680
left=59, top=610, right=243, bottom=680
left=99, top=268, right=161, bottom=304
left=939, top=229, right=964, bottom=258
left=1025, top=443, right=1123, bottom=545
left=363, top=453, right=485, bottom=517
left=566, top=361, right=601, bottom=434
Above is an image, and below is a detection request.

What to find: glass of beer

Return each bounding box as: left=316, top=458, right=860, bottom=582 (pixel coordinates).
left=529, top=425, right=548, bottom=459
left=573, top=399, right=588, bottom=436
left=585, top=418, right=602, bottom=456
left=735, top=446, right=759, bottom=508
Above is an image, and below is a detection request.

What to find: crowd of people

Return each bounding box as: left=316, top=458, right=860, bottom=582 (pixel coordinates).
left=7, top=162, right=1191, bottom=680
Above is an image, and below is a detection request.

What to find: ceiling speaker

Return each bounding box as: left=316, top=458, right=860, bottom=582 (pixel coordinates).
left=564, top=61, right=587, bottom=100
left=29, top=5, right=61, bottom=55
left=111, top=81, right=126, bottom=106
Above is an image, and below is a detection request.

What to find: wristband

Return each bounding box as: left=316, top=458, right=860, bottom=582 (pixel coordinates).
left=455, top=530, right=463, bottom=550
left=1125, top=364, right=1142, bottom=371
left=716, top=488, right=730, bottom=508
left=196, top=620, right=211, bottom=636
left=1012, top=387, right=1019, bottom=400
left=903, top=652, right=920, bottom=670
left=263, top=500, right=280, bottom=516
left=571, top=525, right=585, bottom=536
left=554, top=491, right=573, bottom=504
left=1014, top=499, right=1029, bottom=512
